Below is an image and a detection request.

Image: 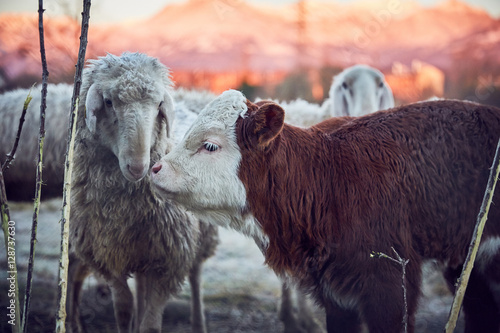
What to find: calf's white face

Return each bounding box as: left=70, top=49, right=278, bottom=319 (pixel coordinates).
left=152, top=90, right=250, bottom=226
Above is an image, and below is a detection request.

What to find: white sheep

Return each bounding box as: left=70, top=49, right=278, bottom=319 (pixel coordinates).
left=0, top=52, right=218, bottom=333
left=71, top=52, right=220, bottom=333
left=327, top=64, right=394, bottom=117
left=263, top=65, right=394, bottom=128
left=0, top=83, right=71, bottom=199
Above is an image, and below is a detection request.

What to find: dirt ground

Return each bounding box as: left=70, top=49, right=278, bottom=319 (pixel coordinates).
left=0, top=198, right=464, bottom=332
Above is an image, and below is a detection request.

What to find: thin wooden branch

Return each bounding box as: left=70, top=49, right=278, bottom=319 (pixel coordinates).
left=21, top=2, right=49, bottom=332
left=55, top=1, right=92, bottom=332
left=1, top=169, right=21, bottom=333
left=1, top=85, right=35, bottom=173
left=444, top=138, right=500, bottom=333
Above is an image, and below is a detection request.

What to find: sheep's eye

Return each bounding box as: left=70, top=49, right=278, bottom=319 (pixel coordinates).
left=104, top=99, right=113, bottom=107
left=202, top=141, right=219, bottom=152
left=158, top=102, right=165, bottom=119
left=378, top=81, right=384, bottom=88
left=342, top=82, right=348, bottom=89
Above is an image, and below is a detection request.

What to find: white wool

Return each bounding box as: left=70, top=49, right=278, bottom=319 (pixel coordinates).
left=255, top=96, right=328, bottom=128
left=281, top=98, right=329, bottom=127
left=173, top=101, right=199, bottom=142
left=171, top=87, right=217, bottom=114
left=196, top=89, right=248, bottom=125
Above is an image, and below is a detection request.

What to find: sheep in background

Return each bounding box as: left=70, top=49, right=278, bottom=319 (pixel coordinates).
left=328, top=64, right=394, bottom=117
left=171, top=87, right=216, bottom=114
left=0, top=83, right=71, bottom=200
left=170, top=88, right=216, bottom=141
left=264, top=65, right=394, bottom=128
left=280, top=98, right=329, bottom=128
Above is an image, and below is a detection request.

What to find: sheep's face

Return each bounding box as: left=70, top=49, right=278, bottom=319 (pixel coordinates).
left=331, top=65, right=394, bottom=117
left=85, top=71, right=174, bottom=182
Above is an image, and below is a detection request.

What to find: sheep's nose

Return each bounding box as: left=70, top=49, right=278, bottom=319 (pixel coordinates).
left=152, top=162, right=162, bottom=174
left=127, top=162, right=148, bottom=180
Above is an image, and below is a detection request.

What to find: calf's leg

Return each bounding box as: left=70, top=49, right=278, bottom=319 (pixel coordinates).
left=324, top=301, right=361, bottom=333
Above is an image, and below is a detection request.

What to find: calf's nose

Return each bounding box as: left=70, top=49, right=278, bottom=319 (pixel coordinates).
left=152, top=162, right=162, bottom=174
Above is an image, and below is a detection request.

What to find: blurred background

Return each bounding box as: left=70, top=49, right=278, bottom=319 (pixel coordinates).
left=0, top=0, right=499, bottom=106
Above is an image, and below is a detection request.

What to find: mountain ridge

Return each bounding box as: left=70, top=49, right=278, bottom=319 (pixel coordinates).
left=0, top=0, right=499, bottom=89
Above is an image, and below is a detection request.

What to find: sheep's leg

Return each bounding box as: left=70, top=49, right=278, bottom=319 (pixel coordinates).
left=280, top=283, right=313, bottom=333
left=67, top=254, right=91, bottom=333
left=109, top=276, right=134, bottom=333
left=295, top=288, right=325, bottom=333
left=189, top=259, right=207, bottom=333
left=136, top=273, right=169, bottom=333
left=134, top=275, right=147, bottom=333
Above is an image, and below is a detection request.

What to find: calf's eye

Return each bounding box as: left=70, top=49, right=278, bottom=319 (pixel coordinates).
left=203, top=141, right=219, bottom=152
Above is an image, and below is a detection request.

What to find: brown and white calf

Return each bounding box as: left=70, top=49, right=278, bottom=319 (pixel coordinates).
left=151, top=89, right=500, bottom=333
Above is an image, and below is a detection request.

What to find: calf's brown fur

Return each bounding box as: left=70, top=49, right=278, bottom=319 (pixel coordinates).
left=237, top=99, right=500, bottom=333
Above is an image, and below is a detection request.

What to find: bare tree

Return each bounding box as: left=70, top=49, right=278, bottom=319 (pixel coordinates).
left=20, top=1, right=50, bottom=332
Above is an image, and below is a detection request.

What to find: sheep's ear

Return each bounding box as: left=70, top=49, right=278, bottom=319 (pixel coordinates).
left=331, top=83, right=349, bottom=117
left=85, top=84, right=102, bottom=133
left=160, top=92, right=175, bottom=138
left=252, top=102, right=284, bottom=149
left=379, top=82, right=395, bottom=110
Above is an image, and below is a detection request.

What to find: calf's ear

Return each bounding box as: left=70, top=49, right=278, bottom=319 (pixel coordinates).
left=253, top=102, right=285, bottom=148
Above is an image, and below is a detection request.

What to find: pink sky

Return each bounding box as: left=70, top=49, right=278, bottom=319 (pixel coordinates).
left=1, top=0, right=499, bottom=23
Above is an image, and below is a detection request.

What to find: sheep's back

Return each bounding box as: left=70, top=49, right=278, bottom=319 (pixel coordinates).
left=0, top=84, right=72, bottom=200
